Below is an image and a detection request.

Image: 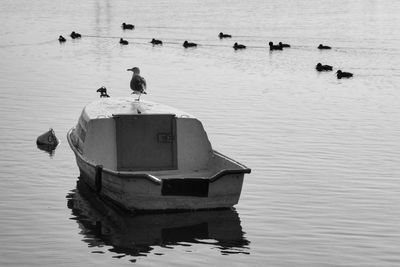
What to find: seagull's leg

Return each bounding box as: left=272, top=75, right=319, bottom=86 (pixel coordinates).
left=137, top=93, right=141, bottom=101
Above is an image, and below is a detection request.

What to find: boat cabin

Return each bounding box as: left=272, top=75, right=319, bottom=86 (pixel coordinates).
left=70, top=98, right=214, bottom=173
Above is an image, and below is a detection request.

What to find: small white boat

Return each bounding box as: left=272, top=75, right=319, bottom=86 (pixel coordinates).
left=67, top=98, right=250, bottom=211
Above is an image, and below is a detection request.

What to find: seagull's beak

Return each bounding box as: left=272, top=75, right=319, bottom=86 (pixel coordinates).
left=127, top=68, right=132, bottom=71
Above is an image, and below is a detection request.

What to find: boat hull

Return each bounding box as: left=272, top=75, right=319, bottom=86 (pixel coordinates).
left=68, top=130, right=247, bottom=211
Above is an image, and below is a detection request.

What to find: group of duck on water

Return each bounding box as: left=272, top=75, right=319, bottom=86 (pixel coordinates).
left=59, top=23, right=353, bottom=80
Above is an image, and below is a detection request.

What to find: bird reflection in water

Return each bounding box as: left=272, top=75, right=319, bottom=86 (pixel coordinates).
left=66, top=180, right=250, bottom=261
left=36, top=144, right=57, bottom=157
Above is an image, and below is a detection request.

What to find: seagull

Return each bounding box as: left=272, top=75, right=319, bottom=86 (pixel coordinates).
left=316, top=63, right=333, bottom=71
left=279, top=42, right=290, bottom=48
left=122, top=23, right=135, bottom=30
left=120, top=38, right=129, bottom=45
left=70, top=31, right=81, bottom=39
left=318, top=44, right=331, bottom=49
left=336, top=70, right=353, bottom=79
left=219, top=32, right=232, bottom=39
left=58, top=35, right=66, bottom=43
left=269, top=42, right=283, bottom=50
left=127, top=67, right=147, bottom=100
left=150, top=38, right=163, bottom=45
left=183, top=40, right=197, bottom=48
left=233, top=42, right=246, bottom=50
left=96, top=86, right=110, bottom=97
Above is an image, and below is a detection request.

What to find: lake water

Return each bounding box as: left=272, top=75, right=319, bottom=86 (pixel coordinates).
left=1, top=0, right=400, bottom=266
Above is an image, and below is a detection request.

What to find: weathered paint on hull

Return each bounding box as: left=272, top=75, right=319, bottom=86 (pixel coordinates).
left=73, top=148, right=244, bottom=211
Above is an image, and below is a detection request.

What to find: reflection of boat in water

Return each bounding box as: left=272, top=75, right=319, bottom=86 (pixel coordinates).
left=66, top=181, right=250, bottom=259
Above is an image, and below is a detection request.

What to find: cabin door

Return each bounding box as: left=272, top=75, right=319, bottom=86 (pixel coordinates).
left=114, top=114, right=177, bottom=171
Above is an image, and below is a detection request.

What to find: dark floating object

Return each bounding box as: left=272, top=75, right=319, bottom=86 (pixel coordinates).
left=318, top=44, right=331, bottom=49
left=336, top=70, right=353, bottom=79
left=122, top=23, right=135, bottom=30
left=96, top=86, right=110, bottom=97
left=119, top=38, right=129, bottom=45
left=37, top=128, right=59, bottom=149
left=269, top=42, right=282, bottom=51
left=150, top=38, right=163, bottom=45
left=219, top=32, right=232, bottom=39
left=70, top=31, right=82, bottom=39
left=183, top=40, right=197, bottom=48
left=58, top=35, right=66, bottom=43
left=233, top=42, right=246, bottom=50
left=316, top=63, right=333, bottom=72
left=279, top=42, right=290, bottom=48
left=127, top=67, right=147, bottom=100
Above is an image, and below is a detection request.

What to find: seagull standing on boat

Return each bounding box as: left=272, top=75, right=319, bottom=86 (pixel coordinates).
left=127, top=67, right=147, bottom=100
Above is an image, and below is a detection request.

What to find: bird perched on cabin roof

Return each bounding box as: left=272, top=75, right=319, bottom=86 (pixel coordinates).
left=96, top=86, right=110, bottom=97
left=127, top=67, right=147, bottom=100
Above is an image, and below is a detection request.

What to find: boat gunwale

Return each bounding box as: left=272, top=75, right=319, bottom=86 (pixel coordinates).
left=67, top=128, right=251, bottom=185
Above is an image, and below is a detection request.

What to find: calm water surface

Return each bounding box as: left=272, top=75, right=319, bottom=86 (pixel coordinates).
left=1, top=0, right=400, bottom=266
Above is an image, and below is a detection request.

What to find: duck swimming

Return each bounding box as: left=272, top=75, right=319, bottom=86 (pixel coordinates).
left=316, top=63, right=333, bottom=71
left=233, top=42, right=246, bottom=50
left=269, top=42, right=282, bottom=50
left=183, top=40, right=197, bottom=48
left=150, top=38, right=163, bottom=45
left=318, top=44, right=331, bottom=49
left=58, top=35, right=66, bottom=42
left=219, top=32, right=232, bottom=39
left=122, top=23, right=134, bottom=30
left=336, top=70, right=353, bottom=79
left=120, top=38, right=129, bottom=45
left=70, top=31, right=81, bottom=39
